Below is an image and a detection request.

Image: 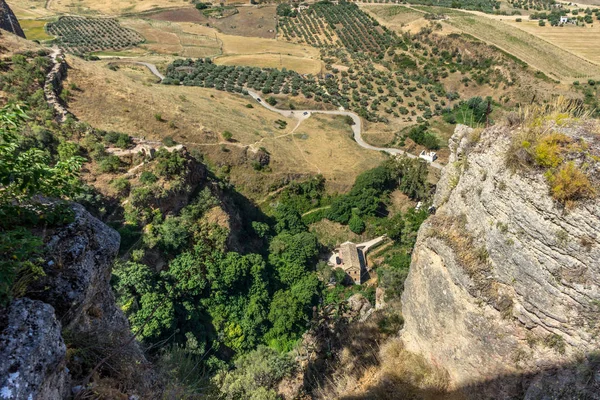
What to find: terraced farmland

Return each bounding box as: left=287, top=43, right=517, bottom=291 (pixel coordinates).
left=46, top=16, right=145, bottom=54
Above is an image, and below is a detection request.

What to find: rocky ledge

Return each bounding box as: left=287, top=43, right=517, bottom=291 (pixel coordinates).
left=401, top=123, right=600, bottom=399
left=0, top=203, right=151, bottom=399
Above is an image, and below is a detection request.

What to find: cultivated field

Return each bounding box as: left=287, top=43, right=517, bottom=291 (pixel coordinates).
left=214, top=54, right=323, bottom=75
left=502, top=20, right=600, bottom=66
left=418, top=7, right=600, bottom=80
left=121, top=19, right=222, bottom=58
left=362, top=5, right=425, bottom=28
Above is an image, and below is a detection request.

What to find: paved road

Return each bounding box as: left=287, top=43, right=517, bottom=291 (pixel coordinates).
left=105, top=60, right=166, bottom=81
left=133, top=62, right=443, bottom=169
left=247, top=90, right=443, bottom=169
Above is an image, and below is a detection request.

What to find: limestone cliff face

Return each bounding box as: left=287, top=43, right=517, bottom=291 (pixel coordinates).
left=401, top=124, right=600, bottom=399
left=0, top=203, right=151, bottom=399
left=0, top=1, right=25, bottom=38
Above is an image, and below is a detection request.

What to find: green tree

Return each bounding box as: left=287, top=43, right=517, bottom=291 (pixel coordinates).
left=216, top=345, right=296, bottom=400
left=348, top=213, right=365, bottom=234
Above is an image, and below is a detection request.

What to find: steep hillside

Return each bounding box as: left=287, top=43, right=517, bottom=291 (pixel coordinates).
left=401, top=112, right=600, bottom=398
left=0, top=0, right=24, bottom=38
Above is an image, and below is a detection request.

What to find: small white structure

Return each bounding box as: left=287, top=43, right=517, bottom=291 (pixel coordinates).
left=560, top=16, right=569, bottom=24
left=419, top=150, right=438, bottom=162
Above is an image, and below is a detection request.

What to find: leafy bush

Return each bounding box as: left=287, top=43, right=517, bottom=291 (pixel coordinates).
left=139, top=171, right=158, bottom=184
left=216, top=346, right=296, bottom=399
left=0, top=105, right=83, bottom=304
left=407, top=124, right=440, bottom=150
left=348, top=213, right=365, bottom=234
left=98, top=155, right=121, bottom=173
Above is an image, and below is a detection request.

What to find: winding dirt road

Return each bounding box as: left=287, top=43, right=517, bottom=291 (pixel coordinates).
left=130, top=62, right=443, bottom=169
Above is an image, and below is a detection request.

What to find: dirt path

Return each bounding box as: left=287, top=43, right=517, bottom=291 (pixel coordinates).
left=301, top=206, right=331, bottom=217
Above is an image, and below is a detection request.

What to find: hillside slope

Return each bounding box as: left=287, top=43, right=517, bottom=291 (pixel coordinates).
left=401, top=120, right=600, bottom=398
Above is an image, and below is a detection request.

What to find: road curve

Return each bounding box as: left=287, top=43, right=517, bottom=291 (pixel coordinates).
left=133, top=62, right=443, bottom=169
left=107, top=61, right=166, bottom=81
left=246, top=90, right=443, bottom=169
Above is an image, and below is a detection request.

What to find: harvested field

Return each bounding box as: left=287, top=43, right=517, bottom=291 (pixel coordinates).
left=502, top=20, right=600, bottom=67
left=121, top=19, right=222, bottom=58
left=362, top=5, right=424, bottom=28
left=214, top=54, right=322, bottom=75
left=420, top=7, right=600, bottom=80
left=6, top=0, right=54, bottom=19
left=42, top=0, right=190, bottom=15
left=145, top=6, right=277, bottom=39
left=119, top=18, right=318, bottom=59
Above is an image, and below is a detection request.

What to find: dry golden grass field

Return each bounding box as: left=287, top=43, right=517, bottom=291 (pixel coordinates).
left=362, top=5, right=424, bottom=28
left=43, top=0, right=189, bottom=15
left=214, top=54, right=323, bottom=75
left=121, top=19, right=222, bottom=58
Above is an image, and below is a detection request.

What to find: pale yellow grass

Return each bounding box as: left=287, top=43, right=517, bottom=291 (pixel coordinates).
left=6, top=0, right=53, bottom=18
left=64, top=56, right=288, bottom=143
left=362, top=5, right=425, bottom=28
left=117, top=18, right=319, bottom=60
left=179, top=22, right=320, bottom=59
left=214, top=54, right=322, bottom=75
left=42, top=0, right=189, bottom=16
left=280, top=115, right=386, bottom=190
left=503, top=21, right=600, bottom=67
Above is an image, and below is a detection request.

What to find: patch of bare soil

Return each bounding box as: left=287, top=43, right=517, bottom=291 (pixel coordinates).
left=145, top=6, right=277, bottom=39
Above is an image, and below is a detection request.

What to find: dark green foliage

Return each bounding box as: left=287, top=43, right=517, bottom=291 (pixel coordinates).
left=276, top=3, right=296, bottom=17
left=0, top=105, right=83, bottom=304
left=195, top=2, right=211, bottom=10
left=348, top=213, right=365, bottom=234
left=407, top=124, right=440, bottom=150
left=154, top=149, right=185, bottom=178
left=103, top=131, right=131, bottom=148
left=139, top=171, right=158, bottom=184
left=216, top=345, right=296, bottom=399
left=46, top=16, right=144, bottom=54
left=98, top=155, right=121, bottom=173
left=163, top=136, right=177, bottom=147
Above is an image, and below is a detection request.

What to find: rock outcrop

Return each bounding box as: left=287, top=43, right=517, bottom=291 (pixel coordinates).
left=0, top=203, right=151, bottom=399
left=0, top=299, right=68, bottom=400
left=0, top=0, right=25, bottom=38
left=401, top=123, right=600, bottom=399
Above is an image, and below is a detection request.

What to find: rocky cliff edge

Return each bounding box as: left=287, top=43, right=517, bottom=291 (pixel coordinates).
left=401, top=122, right=600, bottom=399
left=0, top=203, right=152, bottom=399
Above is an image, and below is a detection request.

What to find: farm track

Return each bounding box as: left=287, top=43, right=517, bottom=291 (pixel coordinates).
left=96, top=61, right=443, bottom=169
